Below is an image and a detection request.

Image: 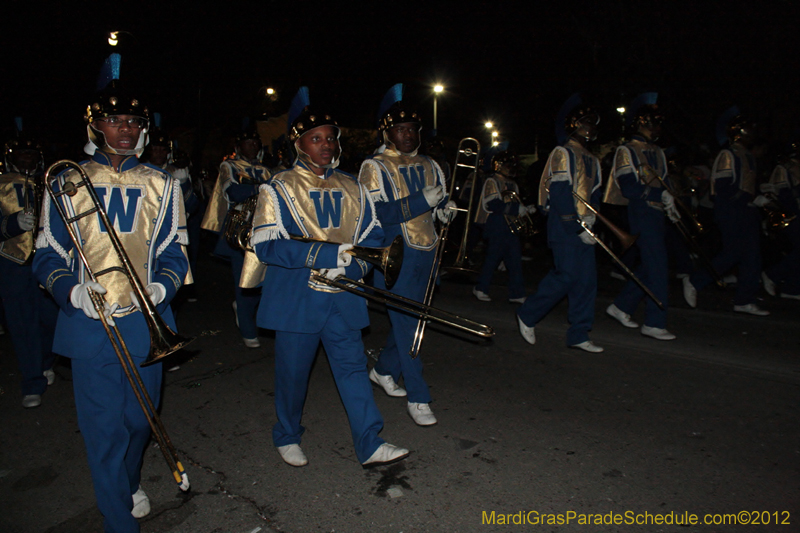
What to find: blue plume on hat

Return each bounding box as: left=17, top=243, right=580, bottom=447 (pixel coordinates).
left=716, top=105, right=740, bottom=147
left=97, top=53, right=122, bottom=91
left=377, top=83, right=404, bottom=124
left=287, top=87, right=311, bottom=135
left=627, top=92, right=658, bottom=129
left=153, top=112, right=162, bottom=129
left=555, top=93, right=583, bottom=144
left=14, top=116, right=23, bottom=133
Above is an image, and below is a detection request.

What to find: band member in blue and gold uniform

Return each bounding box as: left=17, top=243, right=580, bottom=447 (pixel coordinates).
left=33, top=59, right=189, bottom=531
left=517, top=94, right=605, bottom=353
left=603, top=94, right=679, bottom=340
left=201, top=125, right=270, bottom=347
left=358, top=84, right=452, bottom=427
left=251, top=87, right=408, bottom=468
left=761, top=141, right=800, bottom=300
left=0, top=125, right=58, bottom=408
left=682, top=108, right=771, bottom=315
left=472, top=150, right=534, bottom=303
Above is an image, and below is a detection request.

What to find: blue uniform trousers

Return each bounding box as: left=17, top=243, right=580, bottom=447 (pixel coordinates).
left=475, top=222, right=526, bottom=300
left=374, top=247, right=433, bottom=404
left=518, top=243, right=597, bottom=346
left=72, top=348, right=162, bottom=533
left=691, top=203, right=761, bottom=305
left=230, top=249, right=260, bottom=339
left=614, top=210, right=669, bottom=329
left=272, top=307, right=384, bottom=464
left=766, top=222, right=800, bottom=296
left=0, top=259, right=57, bottom=396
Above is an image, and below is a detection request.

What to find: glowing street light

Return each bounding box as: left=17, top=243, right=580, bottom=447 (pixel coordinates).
left=266, top=87, right=275, bottom=96
left=433, top=84, right=444, bottom=132
left=616, top=107, right=626, bottom=114
left=491, top=131, right=499, bottom=138
left=108, top=31, right=119, bottom=46
left=484, top=121, right=494, bottom=129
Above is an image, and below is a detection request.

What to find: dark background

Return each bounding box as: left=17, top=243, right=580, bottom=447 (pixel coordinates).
left=3, top=0, right=799, bottom=164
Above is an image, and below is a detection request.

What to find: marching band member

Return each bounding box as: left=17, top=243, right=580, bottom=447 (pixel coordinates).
left=251, top=87, right=408, bottom=467
left=682, top=108, right=770, bottom=315
left=604, top=94, right=678, bottom=340
left=0, top=123, right=58, bottom=407
left=33, top=56, right=189, bottom=531
left=358, top=84, right=452, bottom=427
left=201, top=125, right=270, bottom=347
left=517, top=94, right=604, bottom=353
left=472, top=150, right=533, bottom=303
left=762, top=141, right=800, bottom=300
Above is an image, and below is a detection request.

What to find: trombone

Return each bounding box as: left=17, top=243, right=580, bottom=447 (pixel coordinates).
left=546, top=178, right=664, bottom=310
left=445, top=138, right=481, bottom=275
left=409, top=138, right=478, bottom=358
left=43, top=160, right=192, bottom=491
left=283, top=232, right=494, bottom=340
left=641, top=165, right=726, bottom=288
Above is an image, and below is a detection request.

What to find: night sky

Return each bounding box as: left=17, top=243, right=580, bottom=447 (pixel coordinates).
left=3, top=0, right=799, bottom=162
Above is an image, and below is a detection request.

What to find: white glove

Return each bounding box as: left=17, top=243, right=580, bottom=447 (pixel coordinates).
left=581, top=212, right=596, bottom=229
left=435, top=200, right=457, bottom=223
left=130, top=283, right=167, bottom=311
left=422, top=185, right=445, bottom=208
left=519, top=204, right=537, bottom=216
left=17, top=211, right=35, bottom=232
left=321, top=267, right=346, bottom=280
left=337, top=243, right=353, bottom=268
left=578, top=230, right=596, bottom=246
left=70, top=281, right=118, bottom=326
left=753, top=195, right=771, bottom=208
left=661, top=190, right=676, bottom=210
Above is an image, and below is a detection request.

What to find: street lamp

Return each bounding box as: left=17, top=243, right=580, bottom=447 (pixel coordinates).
left=433, top=84, right=444, bottom=132
left=484, top=121, right=494, bottom=129
left=107, top=30, right=136, bottom=47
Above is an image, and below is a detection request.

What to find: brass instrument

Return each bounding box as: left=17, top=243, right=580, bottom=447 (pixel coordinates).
left=409, top=138, right=477, bottom=357
left=224, top=195, right=259, bottom=250
left=290, top=234, right=404, bottom=290
left=289, top=234, right=494, bottom=339
left=640, top=165, right=704, bottom=234
left=445, top=138, right=481, bottom=275
left=762, top=193, right=796, bottom=230
left=501, top=189, right=537, bottom=236
left=42, top=160, right=192, bottom=491
left=22, top=170, right=42, bottom=264
left=548, top=178, right=664, bottom=310
left=642, top=165, right=726, bottom=288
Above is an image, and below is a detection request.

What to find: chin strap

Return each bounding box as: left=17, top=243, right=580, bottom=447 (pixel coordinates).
left=85, top=125, right=148, bottom=158
left=294, top=141, right=340, bottom=171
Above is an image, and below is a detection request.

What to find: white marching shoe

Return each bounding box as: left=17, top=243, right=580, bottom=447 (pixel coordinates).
left=277, top=444, right=308, bottom=467
left=606, top=304, right=639, bottom=328
left=733, top=303, right=770, bottom=316
left=517, top=315, right=536, bottom=345
left=369, top=368, right=407, bottom=397
left=570, top=340, right=604, bottom=353
left=682, top=277, right=697, bottom=308
left=472, top=287, right=491, bottom=301
left=43, top=369, right=55, bottom=386
left=641, top=325, right=676, bottom=341
left=362, top=443, right=410, bottom=466
left=762, top=272, right=776, bottom=296
left=22, top=394, right=41, bottom=408
left=407, top=402, right=437, bottom=426
left=131, top=487, right=151, bottom=518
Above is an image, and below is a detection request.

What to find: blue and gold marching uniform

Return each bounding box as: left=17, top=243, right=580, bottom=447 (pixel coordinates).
left=474, top=173, right=526, bottom=300
left=0, top=170, right=57, bottom=399
left=359, top=145, right=446, bottom=406
left=33, top=151, right=189, bottom=532
left=518, top=138, right=602, bottom=346
left=606, top=136, right=671, bottom=329
left=689, top=142, right=762, bottom=305
left=764, top=158, right=800, bottom=297
left=202, top=154, right=270, bottom=339
left=251, top=160, right=388, bottom=463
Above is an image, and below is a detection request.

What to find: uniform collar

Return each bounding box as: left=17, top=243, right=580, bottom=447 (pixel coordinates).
left=295, top=158, right=336, bottom=179
left=91, top=151, right=140, bottom=172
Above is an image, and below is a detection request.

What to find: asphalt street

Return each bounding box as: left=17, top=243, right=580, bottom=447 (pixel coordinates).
left=1, top=242, right=798, bottom=533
